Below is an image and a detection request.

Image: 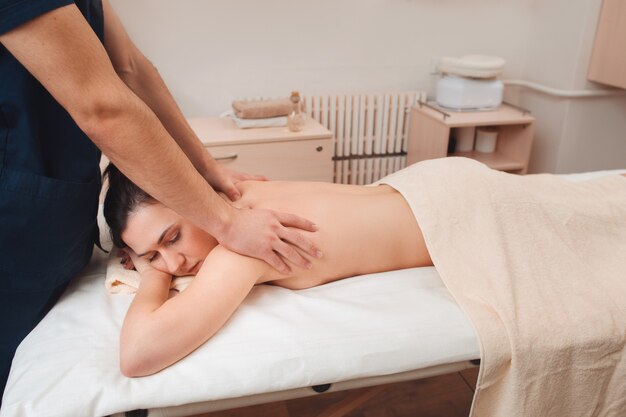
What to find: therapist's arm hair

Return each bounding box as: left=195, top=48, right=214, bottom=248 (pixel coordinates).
left=0, top=3, right=320, bottom=274
left=120, top=245, right=267, bottom=377
left=100, top=0, right=218, bottom=187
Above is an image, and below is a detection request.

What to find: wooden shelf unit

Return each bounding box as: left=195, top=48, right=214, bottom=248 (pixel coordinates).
left=407, top=103, right=534, bottom=174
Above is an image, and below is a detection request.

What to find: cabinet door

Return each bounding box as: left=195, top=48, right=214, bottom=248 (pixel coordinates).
left=206, top=139, right=334, bottom=182
left=588, top=0, right=626, bottom=89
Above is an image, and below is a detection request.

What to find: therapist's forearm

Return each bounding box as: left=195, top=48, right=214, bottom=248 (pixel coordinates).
left=117, top=52, right=217, bottom=178
left=82, top=85, right=231, bottom=236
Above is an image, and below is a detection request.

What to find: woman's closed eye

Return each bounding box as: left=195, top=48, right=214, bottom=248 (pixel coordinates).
left=168, top=232, right=180, bottom=246
left=147, top=232, right=181, bottom=263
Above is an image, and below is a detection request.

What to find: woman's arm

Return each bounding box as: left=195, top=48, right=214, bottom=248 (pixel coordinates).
left=120, top=245, right=268, bottom=377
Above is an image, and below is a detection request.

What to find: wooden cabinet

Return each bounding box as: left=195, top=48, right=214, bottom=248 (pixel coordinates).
left=407, top=103, right=534, bottom=174
left=588, top=0, right=626, bottom=89
left=187, top=117, right=334, bottom=182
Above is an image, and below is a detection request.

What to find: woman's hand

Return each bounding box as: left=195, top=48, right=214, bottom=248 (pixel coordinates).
left=118, top=249, right=135, bottom=270
left=118, top=248, right=156, bottom=275
left=202, top=162, right=267, bottom=201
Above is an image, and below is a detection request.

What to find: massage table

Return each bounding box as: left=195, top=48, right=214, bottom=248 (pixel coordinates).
left=1, top=168, right=624, bottom=417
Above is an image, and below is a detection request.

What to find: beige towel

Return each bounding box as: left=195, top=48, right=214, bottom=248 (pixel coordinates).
left=232, top=98, right=293, bottom=119
left=221, top=110, right=287, bottom=129
left=377, top=157, right=626, bottom=417
left=104, top=249, right=194, bottom=294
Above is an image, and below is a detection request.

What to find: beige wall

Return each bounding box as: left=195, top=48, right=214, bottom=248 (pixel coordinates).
left=110, top=0, right=626, bottom=173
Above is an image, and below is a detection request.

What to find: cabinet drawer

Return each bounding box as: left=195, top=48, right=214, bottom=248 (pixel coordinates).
left=206, top=138, right=333, bottom=182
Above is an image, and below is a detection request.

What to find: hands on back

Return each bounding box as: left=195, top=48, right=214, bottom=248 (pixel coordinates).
left=204, top=165, right=323, bottom=274
left=221, top=206, right=322, bottom=274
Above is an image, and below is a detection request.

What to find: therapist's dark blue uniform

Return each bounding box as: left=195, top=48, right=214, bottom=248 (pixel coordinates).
left=0, top=0, right=103, bottom=403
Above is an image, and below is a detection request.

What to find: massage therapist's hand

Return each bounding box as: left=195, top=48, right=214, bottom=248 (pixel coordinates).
left=202, top=162, right=267, bottom=201
left=221, top=207, right=322, bottom=274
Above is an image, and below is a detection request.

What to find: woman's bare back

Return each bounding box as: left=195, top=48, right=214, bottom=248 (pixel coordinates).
left=231, top=181, right=432, bottom=289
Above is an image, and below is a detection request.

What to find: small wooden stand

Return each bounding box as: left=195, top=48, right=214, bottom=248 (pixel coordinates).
left=407, top=102, right=534, bottom=174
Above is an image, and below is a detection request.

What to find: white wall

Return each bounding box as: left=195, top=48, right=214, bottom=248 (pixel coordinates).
left=514, top=0, right=626, bottom=173
left=110, top=0, right=626, bottom=173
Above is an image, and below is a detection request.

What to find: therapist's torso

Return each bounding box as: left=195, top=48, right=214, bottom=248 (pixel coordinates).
left=0, top=0, right=104, bottom=290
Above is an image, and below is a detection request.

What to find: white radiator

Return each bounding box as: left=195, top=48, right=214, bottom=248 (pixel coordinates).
left=303, top=91, right=426, bottom=184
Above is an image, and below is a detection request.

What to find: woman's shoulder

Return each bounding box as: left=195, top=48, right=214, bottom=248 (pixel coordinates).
left=200, top=244, right=276, bottom=285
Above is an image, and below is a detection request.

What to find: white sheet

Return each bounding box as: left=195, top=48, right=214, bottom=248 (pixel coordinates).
left=1, top=168, right=623, bottom=417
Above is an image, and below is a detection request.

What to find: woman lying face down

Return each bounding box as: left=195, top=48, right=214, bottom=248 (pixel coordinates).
left=103, top=164, right=432, bottom=377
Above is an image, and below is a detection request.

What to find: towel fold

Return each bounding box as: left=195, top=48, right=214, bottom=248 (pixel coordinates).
left=104, top=249, right=193, bottom=294
left=232, top=98, right=293, bottom=119
left=221, top=110, right=287, bottom=129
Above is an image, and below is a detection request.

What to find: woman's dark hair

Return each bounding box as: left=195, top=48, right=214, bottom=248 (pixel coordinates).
left=103, top=163, right=156, bottom=248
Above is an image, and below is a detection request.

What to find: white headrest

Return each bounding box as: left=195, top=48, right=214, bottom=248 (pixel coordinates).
left=438, top=55, right=505, bottom=78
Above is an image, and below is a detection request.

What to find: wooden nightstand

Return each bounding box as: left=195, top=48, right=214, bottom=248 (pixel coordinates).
left=187, top=117, right=334, bottom=182
left=407, top=103, right=534, bottom=174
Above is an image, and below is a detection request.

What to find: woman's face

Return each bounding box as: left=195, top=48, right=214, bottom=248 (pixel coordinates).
left=121, top=202, right=218, bottom=276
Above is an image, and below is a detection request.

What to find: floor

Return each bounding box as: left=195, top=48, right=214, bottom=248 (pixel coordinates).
left=192, top=367, right=479, bottom=417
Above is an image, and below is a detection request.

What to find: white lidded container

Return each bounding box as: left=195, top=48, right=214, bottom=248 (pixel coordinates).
left=436, top=55, right=505, bottom=111
left=436, top=76, right=503, bottom=111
